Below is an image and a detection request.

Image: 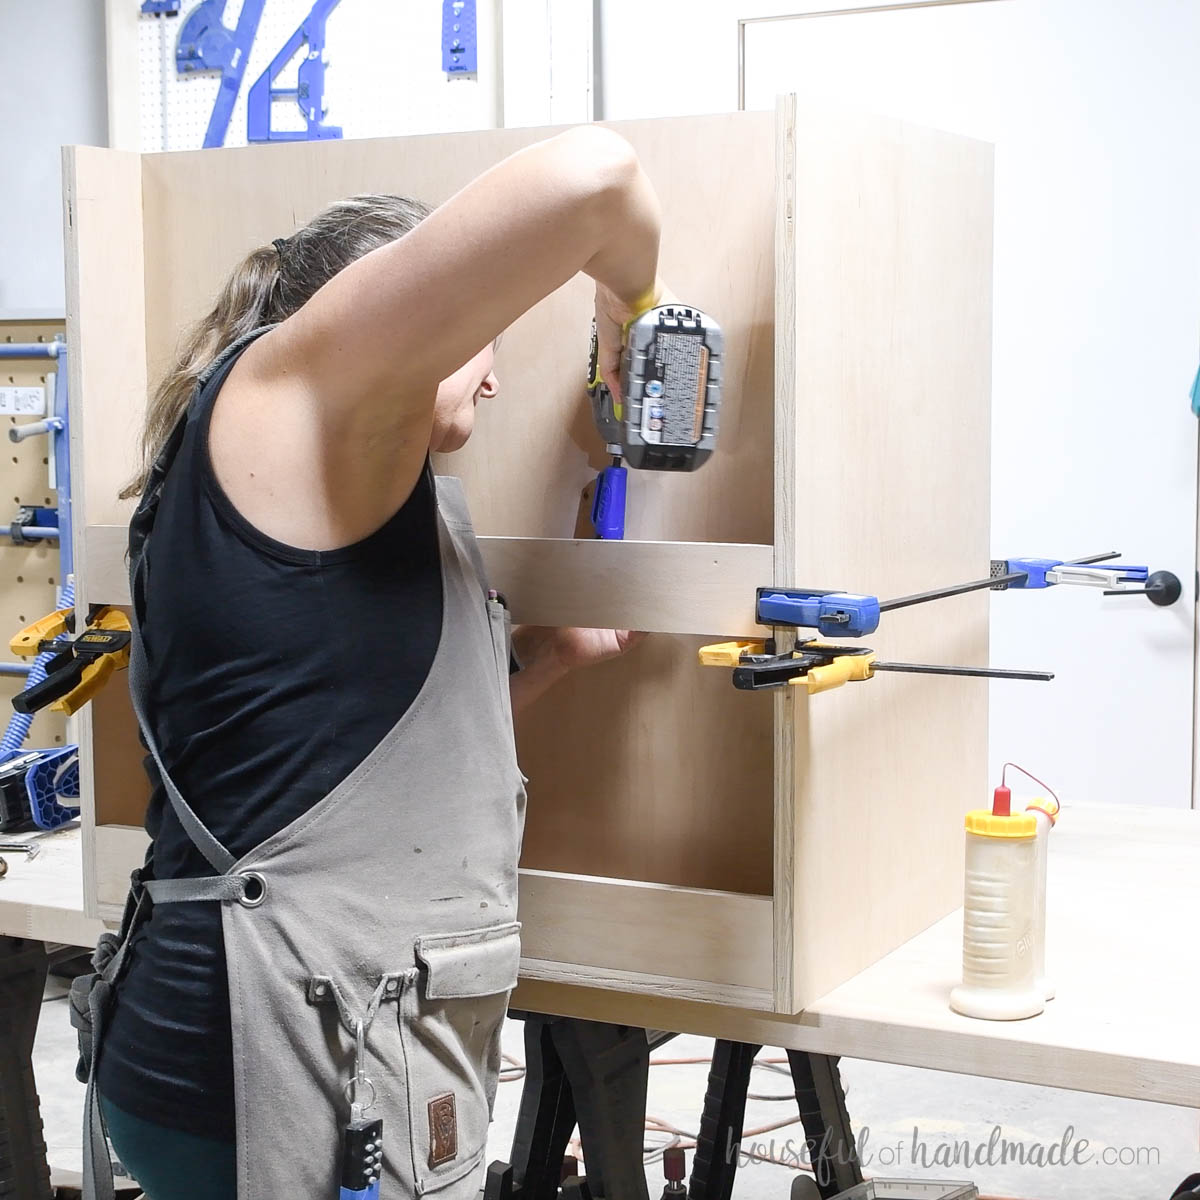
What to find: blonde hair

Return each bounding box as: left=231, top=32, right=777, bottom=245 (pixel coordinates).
left=122, top=193, right=432, bottom=499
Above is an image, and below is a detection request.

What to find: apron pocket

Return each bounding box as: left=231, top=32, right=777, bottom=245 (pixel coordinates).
left=402, top=921, right=522, bottom=1194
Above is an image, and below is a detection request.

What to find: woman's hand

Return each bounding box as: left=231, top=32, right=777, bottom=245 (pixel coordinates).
left=510, top=625, right=647, bottom=715
left=535, top=626, right=647, bottom=672
left=593, top=279, right=679, bottom=395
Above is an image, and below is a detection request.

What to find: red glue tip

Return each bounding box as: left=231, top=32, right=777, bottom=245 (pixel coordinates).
left=992, top=785, right=1011, bottom=817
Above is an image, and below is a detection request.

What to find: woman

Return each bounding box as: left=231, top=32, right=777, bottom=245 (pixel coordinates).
left=85, top=125, right=665, bottom=1200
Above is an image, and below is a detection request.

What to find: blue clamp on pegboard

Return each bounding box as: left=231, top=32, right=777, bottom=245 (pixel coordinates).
left=176, top=0, right=267, bottom=149
left=141, top=1, right=182, bottom=15
left=442, top=0, right=478, bottom=74
left=0, top=747, right=80, bottom=833
left=247, top=0, right=344, bottom=143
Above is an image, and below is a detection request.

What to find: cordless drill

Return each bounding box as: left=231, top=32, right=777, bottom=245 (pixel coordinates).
left=586, top=304, right=723, bottom=539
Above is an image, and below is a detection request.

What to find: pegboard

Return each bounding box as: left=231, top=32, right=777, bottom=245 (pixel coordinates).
left=0, top=321, right=68, bottom=757
left=138, top=0, right=502, bottom=153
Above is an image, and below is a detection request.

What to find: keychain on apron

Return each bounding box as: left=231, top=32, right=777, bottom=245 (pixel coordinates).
left=340, top=1019, right=384, bottom=1199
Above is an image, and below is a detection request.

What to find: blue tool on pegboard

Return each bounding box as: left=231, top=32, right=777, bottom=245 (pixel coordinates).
left=0, top=747, right=79, bottom=833
left=0, top=343, right=80, bottom=833
left=442, top=0, right=478, bottom=75
left=247, top=0, right=344, bottom=142
left=175, top=0, right=267, bottom=149
left=141, top=1, right=182, bottom=15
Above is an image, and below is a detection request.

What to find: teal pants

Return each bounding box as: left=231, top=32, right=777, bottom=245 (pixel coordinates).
left=99, top=1096, right=237, bottom=1200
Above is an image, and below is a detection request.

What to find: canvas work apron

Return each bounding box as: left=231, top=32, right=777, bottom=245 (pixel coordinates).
left=76, top=334, right=528, bottom=1200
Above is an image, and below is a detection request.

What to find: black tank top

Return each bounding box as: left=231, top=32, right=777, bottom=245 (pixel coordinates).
left=97, top=332, right=444, bottom=1141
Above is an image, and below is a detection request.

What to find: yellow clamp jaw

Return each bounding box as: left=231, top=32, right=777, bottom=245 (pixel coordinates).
left=697, top=640, right=766, bottom=667
left=56, top=608, right=132, bottom=715
left=10, top=608, right=73, bottom=658
left=9, top=606, right=132, bottom=717
left=698, top=639, right=876, bottom=693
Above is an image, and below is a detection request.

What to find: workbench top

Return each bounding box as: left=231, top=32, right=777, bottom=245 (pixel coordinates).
left=514, top=803, right=1200, bottom=1108
left=4, top=808, right=1197, bottom=1107
left=0, top=826, right=104, bottom=948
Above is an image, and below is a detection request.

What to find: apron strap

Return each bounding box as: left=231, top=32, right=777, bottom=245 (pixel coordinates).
left=127, top=553, right=235, bottom=874
left=144, top=874, right=250, bottom=904
left=82, top=326, right=281, bottom=1199
left=82, top=978, right=116, bottom=1200
left=123, top=324, right=278, bottom=877
left=433, top=474, right=490, bottom=596
left=81, top=885, right=150, bottom=1200
left=125, top=582, right=236, bottom=875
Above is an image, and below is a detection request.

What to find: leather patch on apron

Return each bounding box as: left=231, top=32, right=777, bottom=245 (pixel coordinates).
left=428, top=1092, right=458, bottom=1166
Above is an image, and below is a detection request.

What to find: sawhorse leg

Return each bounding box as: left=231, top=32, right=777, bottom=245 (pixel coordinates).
left=787, top=1051, right=861, bottom=1197
left=689, top=1042, right=862, bottom=1200
left=503, top=1018, right=579, bottom=1199
left=0, top=936, right=52, bottom=1200
left=494, top=1013, right=657, bottom=1200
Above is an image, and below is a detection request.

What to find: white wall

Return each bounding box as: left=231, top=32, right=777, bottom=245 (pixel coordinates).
left=598, top=0, right=1200, bottom=807
left=0, top=0, right=108, bottom=316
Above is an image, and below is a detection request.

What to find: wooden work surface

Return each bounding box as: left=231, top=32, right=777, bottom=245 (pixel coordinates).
left=4, top=807, right=1195, bottom=1106
left=0, top=826, right=104, bottom=948
left=513, top=804, right=1200, bottom=1108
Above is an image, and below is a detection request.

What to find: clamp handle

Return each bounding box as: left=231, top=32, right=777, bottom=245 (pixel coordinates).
left=798, top=653, right=876, bottom=694
left=1103, top=569, right=1182, bottom=606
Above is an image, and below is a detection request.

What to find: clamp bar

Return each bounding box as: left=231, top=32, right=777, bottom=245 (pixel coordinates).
left=872, top=662, right=1054, bottom=682
left=880, top=571, right=1026, bottom=613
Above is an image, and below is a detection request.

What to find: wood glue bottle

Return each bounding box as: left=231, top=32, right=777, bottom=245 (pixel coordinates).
left=949, top=782, right=1046, bottom=1021
left=1026, top=795, right=1059, bottom=1001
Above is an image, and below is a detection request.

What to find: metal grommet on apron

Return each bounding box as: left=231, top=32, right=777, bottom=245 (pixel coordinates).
left=81, top=325, right=528, bottom=1200
left=236, top=871, right=268, bottom=908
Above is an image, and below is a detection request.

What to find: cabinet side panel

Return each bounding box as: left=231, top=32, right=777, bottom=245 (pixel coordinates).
left=64, top=145, right=148, bottom=914
left=105, top=115, right=778, bottom=894
left=780, top=103, right=994, bottom=1010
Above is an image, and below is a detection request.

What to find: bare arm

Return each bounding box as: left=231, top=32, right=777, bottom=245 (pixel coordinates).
left=509, top=626, right=646, bottom=716
left=211, top=127, right=662, bottom=550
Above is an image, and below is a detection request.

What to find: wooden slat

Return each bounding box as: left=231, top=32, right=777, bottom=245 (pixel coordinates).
left=84, top=524, right=771, bottom=636
left=772, top=100, right=994, bottom=1012
left=518, top=868, right=772, bottom=994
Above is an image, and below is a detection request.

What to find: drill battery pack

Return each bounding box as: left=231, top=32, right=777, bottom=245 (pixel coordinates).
left=589, top=305, right=723, bottom=471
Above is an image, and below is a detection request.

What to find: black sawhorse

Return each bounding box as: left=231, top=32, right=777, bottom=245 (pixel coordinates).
left=484, top=1013, right=863, bottom=1200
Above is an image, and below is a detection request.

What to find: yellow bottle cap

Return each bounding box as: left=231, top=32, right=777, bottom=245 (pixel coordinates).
left=964, top=809, right=1037, bottom=838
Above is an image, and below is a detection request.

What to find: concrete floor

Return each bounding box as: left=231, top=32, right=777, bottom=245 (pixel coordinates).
left=33, top=980, right=1197, bottom=1199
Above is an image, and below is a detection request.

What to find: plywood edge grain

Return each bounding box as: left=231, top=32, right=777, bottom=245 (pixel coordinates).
left=517, top=960, right=774, bottom=1011
left=85, top=525, right=772, bottom=635
left=771, top=93, right=799, bottom=1015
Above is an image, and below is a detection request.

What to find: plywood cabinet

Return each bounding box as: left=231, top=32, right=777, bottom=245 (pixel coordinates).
left=66, top=97, right=992, bottom=1017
